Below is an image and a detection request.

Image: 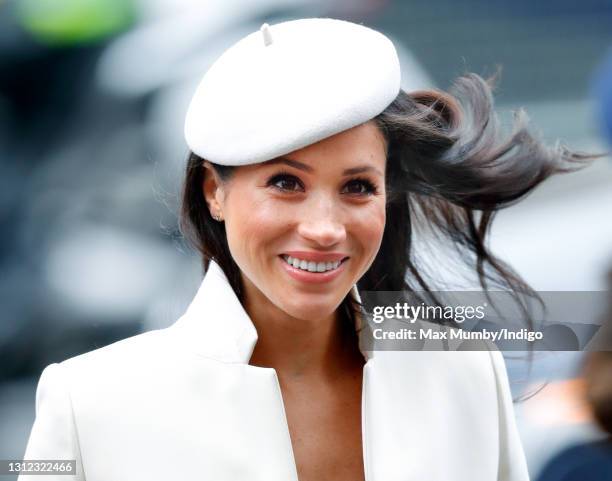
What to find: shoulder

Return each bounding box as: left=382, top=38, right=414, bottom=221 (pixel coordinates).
left=51, top=320, right=223, bottom=392
left=369, top=349, right=502, bottom=386
left=34, top=321, right=240, bottom=425
left=368, top=318, right=504, bottom=381
left=24, top=329, right=182, bottom=466
left=365, top=319, right=511, bottom=408
left=59, top=325, right=175, bottom=372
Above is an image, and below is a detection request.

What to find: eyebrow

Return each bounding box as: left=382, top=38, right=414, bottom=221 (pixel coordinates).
left=264, top=156, right=383, bottom=177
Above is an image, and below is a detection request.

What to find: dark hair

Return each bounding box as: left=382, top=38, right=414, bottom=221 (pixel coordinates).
left=180, top=72, right=602, bottom=337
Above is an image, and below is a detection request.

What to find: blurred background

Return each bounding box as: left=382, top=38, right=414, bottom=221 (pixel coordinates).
left=1, top=0, right=611, bottom=479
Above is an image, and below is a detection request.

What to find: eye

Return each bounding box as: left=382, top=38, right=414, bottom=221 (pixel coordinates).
left=342, top=177, right=378, bottom=196
left=267, top=173, right=304, bottom=192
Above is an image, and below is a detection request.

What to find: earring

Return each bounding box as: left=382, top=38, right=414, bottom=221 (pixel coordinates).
left=212, top=212, right=223, bottom=222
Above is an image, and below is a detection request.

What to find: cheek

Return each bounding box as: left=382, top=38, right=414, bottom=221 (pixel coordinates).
left=351, top=201, right=386, bottom=261
left=223, top=191, right=288, bottom=263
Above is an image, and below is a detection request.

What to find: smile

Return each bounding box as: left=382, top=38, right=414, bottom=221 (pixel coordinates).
left=281, top=255, right=348, bottom=273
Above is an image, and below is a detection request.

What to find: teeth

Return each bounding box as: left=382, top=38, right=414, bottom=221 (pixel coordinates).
left=284, top=255, right=344, bottom=273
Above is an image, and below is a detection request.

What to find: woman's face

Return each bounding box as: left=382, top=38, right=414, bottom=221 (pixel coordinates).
left=204, top=121, right=387, bottom=321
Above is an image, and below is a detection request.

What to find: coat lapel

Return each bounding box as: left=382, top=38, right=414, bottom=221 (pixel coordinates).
left=173, top=259, right=259, bottom=363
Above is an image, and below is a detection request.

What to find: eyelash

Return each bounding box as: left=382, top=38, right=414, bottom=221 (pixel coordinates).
left=266, top=171, right=379, bottom=196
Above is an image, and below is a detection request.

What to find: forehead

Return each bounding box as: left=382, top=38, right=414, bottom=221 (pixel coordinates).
left=261, top=121, right=387, bottom=173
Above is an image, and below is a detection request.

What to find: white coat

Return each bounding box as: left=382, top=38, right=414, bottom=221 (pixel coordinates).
left=19, top=259, right=530, bottom=481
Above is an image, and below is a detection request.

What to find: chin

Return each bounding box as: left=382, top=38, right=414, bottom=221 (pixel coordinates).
left=279, top=297, right=338, bottom=322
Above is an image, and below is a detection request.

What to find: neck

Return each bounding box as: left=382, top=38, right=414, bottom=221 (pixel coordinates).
left=244, top=283, right=364, bottom=381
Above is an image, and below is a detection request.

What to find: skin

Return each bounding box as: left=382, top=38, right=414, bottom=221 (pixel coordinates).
left=202, top=121, right=387, bottom=481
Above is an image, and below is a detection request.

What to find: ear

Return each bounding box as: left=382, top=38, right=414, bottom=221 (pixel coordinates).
left=202, top=161, right=225, bottom=217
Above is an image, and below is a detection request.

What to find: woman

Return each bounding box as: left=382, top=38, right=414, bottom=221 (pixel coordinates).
left=19, top=18, right=595, bottom=481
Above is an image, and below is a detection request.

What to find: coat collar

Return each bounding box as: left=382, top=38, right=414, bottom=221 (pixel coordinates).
left=172, top=259, right=373, bottom=363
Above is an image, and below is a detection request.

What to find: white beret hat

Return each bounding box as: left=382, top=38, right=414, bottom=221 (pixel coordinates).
left=184, top=17, right=401, bottom=166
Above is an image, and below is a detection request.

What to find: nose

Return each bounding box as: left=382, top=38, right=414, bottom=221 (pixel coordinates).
left=296, top=196, right=346, bottom=247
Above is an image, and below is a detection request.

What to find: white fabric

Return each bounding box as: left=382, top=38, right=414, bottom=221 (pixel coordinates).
left=20, top=259, right=530, bottom=481
left=184, top=18, right=401, bottom=166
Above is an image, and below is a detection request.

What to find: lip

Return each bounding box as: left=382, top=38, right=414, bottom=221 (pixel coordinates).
left=282, top=251, right=349, bottom=262
left=278, top=255, right=348, bottom=284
